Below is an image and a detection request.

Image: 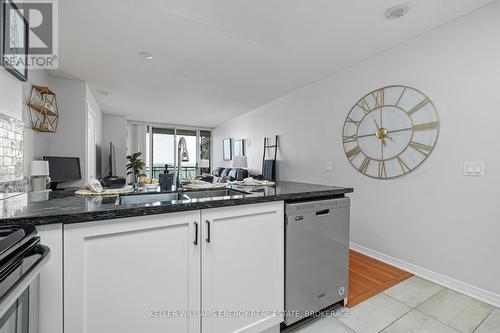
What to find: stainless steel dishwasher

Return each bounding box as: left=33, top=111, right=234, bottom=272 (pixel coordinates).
left=284, top=197, right=350, bottom=326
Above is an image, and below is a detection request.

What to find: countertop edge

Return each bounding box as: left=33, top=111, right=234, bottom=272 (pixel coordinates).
left=1, top=186, right=354, bottom=226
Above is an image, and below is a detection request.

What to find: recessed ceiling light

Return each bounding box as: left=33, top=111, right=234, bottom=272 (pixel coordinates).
left=139, top=51, right=153, bottom=60
left=384, top=5, right=410, bottom=20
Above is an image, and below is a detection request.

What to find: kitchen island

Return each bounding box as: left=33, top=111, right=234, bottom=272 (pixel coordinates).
left=0, top=181, right=353, bottom=333
left=0, top=181, right=352, bottom=225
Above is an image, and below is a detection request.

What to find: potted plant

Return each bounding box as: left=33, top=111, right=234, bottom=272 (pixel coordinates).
left=126, top=152, right=146, bottom=185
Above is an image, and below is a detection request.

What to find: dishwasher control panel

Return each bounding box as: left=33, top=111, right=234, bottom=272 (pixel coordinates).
left=285, top=198, right=350, bottom=216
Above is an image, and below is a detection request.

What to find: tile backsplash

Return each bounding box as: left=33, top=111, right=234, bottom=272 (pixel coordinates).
left=0, top=113, right=23, bottom=183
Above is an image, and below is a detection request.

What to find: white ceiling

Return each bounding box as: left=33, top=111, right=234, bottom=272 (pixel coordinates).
left=51, top=0, right=495, bottom=127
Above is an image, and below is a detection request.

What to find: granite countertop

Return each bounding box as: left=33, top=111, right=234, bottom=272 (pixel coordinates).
left=0, top=181, right=353, bottom=226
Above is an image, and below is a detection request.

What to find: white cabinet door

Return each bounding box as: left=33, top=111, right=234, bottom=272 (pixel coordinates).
left=201, top=202, right=284, bottom=333
left=64, top=211, right=201, bottom=333
left=36, top=224, right=63, bottom=333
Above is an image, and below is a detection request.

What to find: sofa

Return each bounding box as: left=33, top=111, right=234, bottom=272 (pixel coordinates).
left=212, top=167, right=249, bottom=181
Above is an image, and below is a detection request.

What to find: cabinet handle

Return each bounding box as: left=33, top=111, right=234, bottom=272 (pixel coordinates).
left=206, top=220, right=211, bottom=243
left=194, top=222, right=199, bottom=245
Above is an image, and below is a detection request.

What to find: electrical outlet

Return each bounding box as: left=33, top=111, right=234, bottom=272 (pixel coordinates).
left=325, top=161, right=334, bottom=172
left=464, top=162, right=485, bottom=176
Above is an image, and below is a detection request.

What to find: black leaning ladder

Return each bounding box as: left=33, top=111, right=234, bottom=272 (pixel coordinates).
left=262, top=135, right=279, bottom=181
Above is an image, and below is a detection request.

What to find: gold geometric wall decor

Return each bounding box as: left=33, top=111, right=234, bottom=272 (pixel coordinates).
left=27, top=85, right=59, bottom=133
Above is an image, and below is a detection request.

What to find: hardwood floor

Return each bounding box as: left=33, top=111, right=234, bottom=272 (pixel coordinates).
left=348, top=250, right=412, bottom=307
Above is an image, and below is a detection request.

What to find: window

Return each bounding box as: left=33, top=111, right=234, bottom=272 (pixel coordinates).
left=200, top=130, right=211, bottom=172
left=128, top=123, right=212, bottom=181
left=151, top=127, right=175, bottom=180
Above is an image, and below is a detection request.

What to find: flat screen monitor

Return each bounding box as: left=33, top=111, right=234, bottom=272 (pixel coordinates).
left=43, top=156, right=81, bottom=183
left=109, top=142, right=117, bottom=177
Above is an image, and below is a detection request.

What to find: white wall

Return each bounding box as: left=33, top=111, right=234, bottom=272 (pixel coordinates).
left=44, top=80, right=105, bottom=186
left=47, top=78, right=87, bottom=187
left=214, top=1, right=500, bottom=302
left=86, top=85, right=103, bottom=178
left=102, top=113, right=127, bottom=177
left=0, top=68, right=22, bottom=120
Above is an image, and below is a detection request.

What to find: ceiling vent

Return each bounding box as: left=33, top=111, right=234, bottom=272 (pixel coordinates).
left=384, top=5, right=410, bottom=20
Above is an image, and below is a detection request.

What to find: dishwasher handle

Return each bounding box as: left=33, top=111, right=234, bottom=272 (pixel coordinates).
left=315, top=209, right=330, bottom=216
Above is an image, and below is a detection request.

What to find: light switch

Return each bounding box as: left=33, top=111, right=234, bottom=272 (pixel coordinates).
left=325, top=161, right=334, bottom=172
left=464, top=162, right=485, bottom=176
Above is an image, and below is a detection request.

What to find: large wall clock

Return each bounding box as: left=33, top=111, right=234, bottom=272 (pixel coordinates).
left=342, top=85, right=439, bottom=179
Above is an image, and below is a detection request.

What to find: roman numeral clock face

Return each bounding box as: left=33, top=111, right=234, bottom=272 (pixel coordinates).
left=342, top=86, right=439, bottom=179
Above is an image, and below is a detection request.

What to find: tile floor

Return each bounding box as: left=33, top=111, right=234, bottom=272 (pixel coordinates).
left=288, top=276, right=499, bottom=333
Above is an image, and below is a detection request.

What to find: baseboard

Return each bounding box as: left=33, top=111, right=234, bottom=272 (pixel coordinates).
left=350, top=242, right=500, bottom=308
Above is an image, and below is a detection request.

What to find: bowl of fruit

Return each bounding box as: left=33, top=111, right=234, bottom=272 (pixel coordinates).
left=138, top=177, right=159, bottom=191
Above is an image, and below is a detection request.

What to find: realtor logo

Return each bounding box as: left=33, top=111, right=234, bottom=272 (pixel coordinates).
left=2, top=0, right=58, bottom=69
left=23, top=1, right=53, bottom=54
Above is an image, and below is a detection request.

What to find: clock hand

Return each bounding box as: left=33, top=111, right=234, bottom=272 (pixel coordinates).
left=356, top=132, right=390, bottom=141
left=387, top=127, right=412, bottom=134
left=380, top=108, right=383, bottom=131
left=380, top=131, right=384, bottom=161
left=373, top=118, right=387, bottom=145
left=356, top=127, right=404, bottom=139
left=357, top=133, right=377, bottom=139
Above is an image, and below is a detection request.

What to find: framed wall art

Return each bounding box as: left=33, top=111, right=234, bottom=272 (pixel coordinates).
left=223, top=138, right=232, bottom=161
left=0, top=0, right=29, bottom=81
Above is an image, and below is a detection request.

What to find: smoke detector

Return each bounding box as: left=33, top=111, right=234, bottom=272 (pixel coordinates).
left=139, top=51, right=154, bottom=60
left=384, top=5, right=410, bottom=20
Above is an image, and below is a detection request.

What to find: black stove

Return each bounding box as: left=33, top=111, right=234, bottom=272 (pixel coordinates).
left=0, top=225, right=50, bottom=332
